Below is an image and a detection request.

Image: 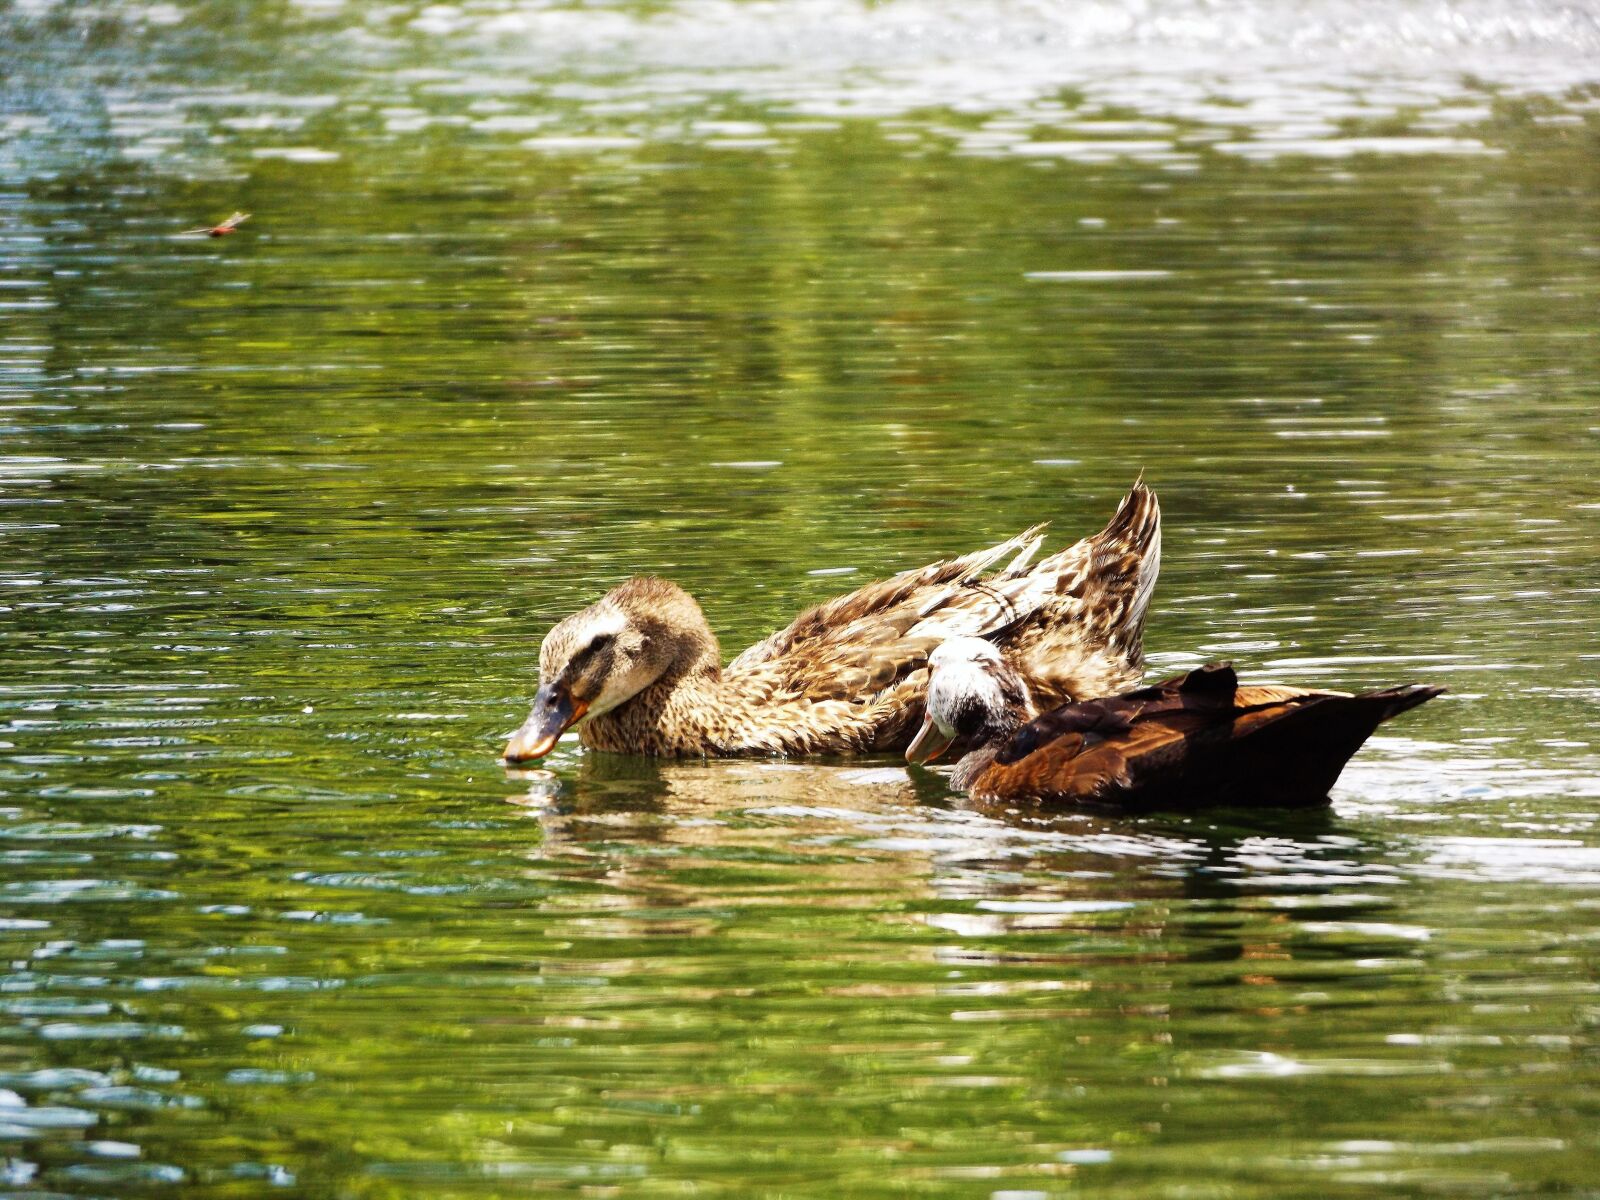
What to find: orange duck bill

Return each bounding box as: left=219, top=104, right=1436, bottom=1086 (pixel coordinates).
left=905, top=712, right=954, bottom=765
left=503, top=685, right=589, bottom=763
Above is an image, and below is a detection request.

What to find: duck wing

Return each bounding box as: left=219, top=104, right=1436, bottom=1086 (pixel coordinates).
left=988, top=662, right=1238, bottom=786
left=724, top=525, right=1049, bottom=700
left=726, top=482, right=1161, bottom=711
left=971, top=664, right=1443, bottom=808
left=729, top=524, right=1049, bottom=678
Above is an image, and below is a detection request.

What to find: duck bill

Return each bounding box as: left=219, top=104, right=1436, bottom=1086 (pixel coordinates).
left=905, top=713, right=954, bottom=765
left=503, top=685, right=589, bottom=763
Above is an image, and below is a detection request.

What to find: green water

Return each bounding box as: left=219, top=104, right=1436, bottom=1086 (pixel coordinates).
left=3, top=1, right=1600, bottom=1195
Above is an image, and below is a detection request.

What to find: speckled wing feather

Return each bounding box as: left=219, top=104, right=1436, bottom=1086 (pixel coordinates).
left=726, top=483, right=1160, bottom=720
left=1000, top=481, right=1162, bottom=708
left=725, top=525, right=1047, bottom=678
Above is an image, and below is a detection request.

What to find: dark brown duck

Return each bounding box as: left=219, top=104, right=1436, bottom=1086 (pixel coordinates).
left=906, top=638, right=1443, bottom=809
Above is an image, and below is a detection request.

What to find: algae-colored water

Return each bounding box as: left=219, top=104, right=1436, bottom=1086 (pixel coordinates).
left=2, top=1, right=1598, bottom=1195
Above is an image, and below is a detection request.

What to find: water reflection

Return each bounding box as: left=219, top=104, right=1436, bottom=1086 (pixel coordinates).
left=509, top=753, right=1410, bottom=927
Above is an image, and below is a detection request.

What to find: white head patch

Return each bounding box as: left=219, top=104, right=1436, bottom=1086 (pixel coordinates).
left=926, top=637, right=1010, bottom=736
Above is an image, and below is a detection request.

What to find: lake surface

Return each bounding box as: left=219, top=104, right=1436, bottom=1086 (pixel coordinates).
left=3, top=0, right=1599, bottom=1195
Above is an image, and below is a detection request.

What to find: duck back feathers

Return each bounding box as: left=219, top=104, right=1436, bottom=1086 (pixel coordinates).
left=726, top=483, right=1159, bottom=704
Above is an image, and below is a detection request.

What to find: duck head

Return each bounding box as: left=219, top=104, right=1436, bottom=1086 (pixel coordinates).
left=503, top=577, right=719, bottom=763
left=906, top=636, right=1030, bottom=764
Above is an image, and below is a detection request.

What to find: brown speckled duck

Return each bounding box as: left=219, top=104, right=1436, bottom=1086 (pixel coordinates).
left=502, top=481, right=1161, bottom=762
left=906, top=640, right=1443, bottom=809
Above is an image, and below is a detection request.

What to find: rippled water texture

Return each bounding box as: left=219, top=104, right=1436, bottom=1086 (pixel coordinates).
left=2, top=0, right=1599, bottom=1195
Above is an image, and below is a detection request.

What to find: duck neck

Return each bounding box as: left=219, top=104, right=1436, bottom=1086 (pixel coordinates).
left=580, top=644, right=728, bottom=757
left=951, top=706, right=1025, bottom=792
left=580, top=655, right=891, bottom=758
left=951, top=743, right=1002, bottom=792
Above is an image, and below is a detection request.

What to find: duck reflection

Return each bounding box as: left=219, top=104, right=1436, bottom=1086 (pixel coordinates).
left=503, top=751, right=1415, bottom=1058
left=506, top=749, right=1390, bottom=916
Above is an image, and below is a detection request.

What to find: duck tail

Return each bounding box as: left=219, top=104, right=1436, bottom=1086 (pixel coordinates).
left=1359, top=682, right=1447, bottom=723
left=1213, top=681, right=1445, bottom=803
left=1034, top=478, right=1161, bottom=658
left=1000, top=480, right=1163, bottom=707
left=1092, top=480, right=1162, bottom=657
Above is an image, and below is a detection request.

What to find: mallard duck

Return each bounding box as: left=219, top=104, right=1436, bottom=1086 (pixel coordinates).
left=906, top=639, right=1443, bottom=809
left=502, top=481, right=1161, bottom=762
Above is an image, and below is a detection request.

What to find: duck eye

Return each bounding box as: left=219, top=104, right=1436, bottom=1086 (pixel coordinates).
left=586, top=632, right=616, bottom=656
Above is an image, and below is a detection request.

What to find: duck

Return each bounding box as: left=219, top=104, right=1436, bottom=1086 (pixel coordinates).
left=502, top=481, right=1161, bottom=762
left=906, top=637, right=1443, bottom=809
